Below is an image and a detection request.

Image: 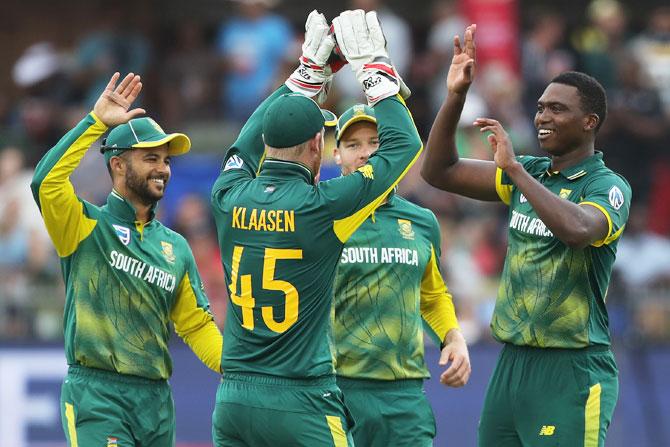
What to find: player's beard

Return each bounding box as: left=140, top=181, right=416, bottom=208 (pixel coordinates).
left=125, top=163, right=167, bottom=206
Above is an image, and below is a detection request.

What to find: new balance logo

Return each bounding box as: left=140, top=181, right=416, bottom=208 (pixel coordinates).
left=539, top=425, right=555, bottom=436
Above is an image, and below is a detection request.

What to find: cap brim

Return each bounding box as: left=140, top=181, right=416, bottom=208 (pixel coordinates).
left=336, top=114, right=377, bottom=140
left=322, top=109, right=337, bottom=127
left=132, top=133, right=191, bottom=156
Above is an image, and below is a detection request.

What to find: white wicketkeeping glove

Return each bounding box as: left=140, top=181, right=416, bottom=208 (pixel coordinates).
left=285, top=10, right=336, bottom=104
left=332, top=10, right=411, bottom=105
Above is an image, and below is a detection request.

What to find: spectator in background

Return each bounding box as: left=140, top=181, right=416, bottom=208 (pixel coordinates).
left=160, top=21, right=221, bottom=129
left=0, top=146, right=53, bottom=338
left=521, top=8, right=574, bottom=118
left=71, top=3, right=151, bottom=108
left=572, top=0, right=629, bottom=91
left=333, top=0, right=412, bottom=107
left=629, top=6, right=670, bottom=118
left=173, top=193, right=228, bottom=325
left=215, top=0, right=294, bottom=124
left=600, top=52, right=666, bottom=205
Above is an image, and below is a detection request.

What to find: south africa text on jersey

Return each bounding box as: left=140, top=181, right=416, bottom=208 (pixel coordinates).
left=109, top=250, right=177, bottom=292
left=231, top=206, right=295, bottom=232
left=509, top=210, right=554, bottom=237
left=340, top=246, right=419, bottom=266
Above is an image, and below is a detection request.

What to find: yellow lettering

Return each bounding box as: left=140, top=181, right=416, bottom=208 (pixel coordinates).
left=232, top=207, right=243, bottom=229
left=248, top=208, right=258, bottom=231
left=285, top=210, right=295, bottom=232
left=276, top=210, right=283, bottom=232
left=267, top=210, right=276, bottom=231
left=257, top=209, right=267, bottom=231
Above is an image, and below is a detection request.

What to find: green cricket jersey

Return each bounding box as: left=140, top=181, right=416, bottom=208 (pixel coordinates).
left=31, top=113, right=222, bottom=380
left=333, top=194, right=459, bottom=380
left=211, top=86, right=423, bottom=378
left=494, top=152, right=631, bottom=348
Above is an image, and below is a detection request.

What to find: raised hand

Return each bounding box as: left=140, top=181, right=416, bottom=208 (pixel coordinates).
left=474, top=118, right=517, bottom=171
left=447, top=24, right=476, bottom=95
left=93, top=72, right=146, bottom=127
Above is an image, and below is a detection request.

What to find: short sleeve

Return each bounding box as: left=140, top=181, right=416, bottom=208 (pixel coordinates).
left=579, top=174, right=632, bottom=247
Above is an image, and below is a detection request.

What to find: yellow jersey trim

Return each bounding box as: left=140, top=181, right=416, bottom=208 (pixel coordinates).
left=326, top=415, right=348, bottom=447
left=495, top=167, right=512, bottom=205
left=420, top=245, right=459, bottom=344
left=579, top=202, right=613, bottom=247
left=584, top=383, right=602, bottom=447
left=171, top=272, right=223, bottom=373
left=64, top=402, right=79, bottom=447
left=38, top=116, right=106, bottom=257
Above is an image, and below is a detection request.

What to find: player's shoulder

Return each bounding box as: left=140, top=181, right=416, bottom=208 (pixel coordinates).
left=393, top=196, right=439, bottom=227
left=587, top=163, right=632, bottom=195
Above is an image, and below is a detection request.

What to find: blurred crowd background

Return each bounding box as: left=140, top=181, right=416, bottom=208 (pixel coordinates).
left=1, top=0, right=669, bottom=348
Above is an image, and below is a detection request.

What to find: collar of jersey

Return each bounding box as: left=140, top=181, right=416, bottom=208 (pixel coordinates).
left=547, top=150, right=604, bottom=181
left=259, top=158, right=314, bottom=184
left=107, top=189, right=157, bottom=223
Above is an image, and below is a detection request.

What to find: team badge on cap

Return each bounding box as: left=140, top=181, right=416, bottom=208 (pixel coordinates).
left=112, top=225, right=131, bottom=245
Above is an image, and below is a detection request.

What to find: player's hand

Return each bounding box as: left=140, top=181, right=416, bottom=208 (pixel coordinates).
left=439, top=329, right=471, bottom=387
left=332, top=10, right=410, bottom=105
left=93, top=72, right=145, bottom=127
left=285, top=10, right=336, bottom=104
left=474, top=118, right=518, bottom=172
left=447, top=24, right=476, bottom=95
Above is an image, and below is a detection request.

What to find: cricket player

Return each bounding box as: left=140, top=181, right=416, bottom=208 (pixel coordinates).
left=30, top=72, right=223, bottom=446
left=209, top=9, right=422, bottom=446
left=421, top=25, right=631, bottom=447
left=332, top=103, right=471, bottom=446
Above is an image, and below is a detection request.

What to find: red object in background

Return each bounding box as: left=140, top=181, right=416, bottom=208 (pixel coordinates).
left=648, top=162, right=670, bottom=235
left=460, top=0, right=520, bottom=76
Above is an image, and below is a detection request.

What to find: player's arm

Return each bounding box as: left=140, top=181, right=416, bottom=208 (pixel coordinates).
left=419, top=215, right=470, bottom=387
left=477, top=119, right=612, bottom=248
left=212, top=10, right=337, bottom=200
left=30, top=72, right=144, bottom=257
left=170, top=245, right=223, bottom=373
left=420, top=24, right=500, bottom=201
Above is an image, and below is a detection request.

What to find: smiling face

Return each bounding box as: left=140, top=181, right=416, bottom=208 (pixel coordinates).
left=115, top=144, right=171, bottom=205
left=534, top=83, right=598, bottom=156
left=334, top=121, right=379, bottom=175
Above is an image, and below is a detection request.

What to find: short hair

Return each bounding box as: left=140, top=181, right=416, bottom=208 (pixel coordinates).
left=550, top=71, right=607, bottom=131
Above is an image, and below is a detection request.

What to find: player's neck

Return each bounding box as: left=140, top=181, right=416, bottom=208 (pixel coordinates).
left=549, top=144, right=594, bottom=172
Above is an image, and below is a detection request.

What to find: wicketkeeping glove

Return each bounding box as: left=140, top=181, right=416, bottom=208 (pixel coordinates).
left=332, top=10, right=411, bottom=105
left=286, top=10, right=336, bottom=104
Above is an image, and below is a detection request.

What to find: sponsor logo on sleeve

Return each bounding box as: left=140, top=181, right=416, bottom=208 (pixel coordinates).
left=112, top=224, right=131, bottom=245
left=608, top=186, right=624, bottom=210
left=223, top=155, right=244, bottom=172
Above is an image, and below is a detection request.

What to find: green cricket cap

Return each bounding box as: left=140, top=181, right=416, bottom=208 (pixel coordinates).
left=101, top=117, right=191, bottom=164
left=262, top=93, right=337, bottom=148
left=336, top=104, right=377, bottom=145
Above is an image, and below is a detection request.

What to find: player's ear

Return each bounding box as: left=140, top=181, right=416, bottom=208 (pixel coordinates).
left=333, top=148, right=342, bottom=165
left=584, top=113, right=599, bottom=132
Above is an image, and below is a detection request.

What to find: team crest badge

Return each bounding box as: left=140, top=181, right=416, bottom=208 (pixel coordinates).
left=161, top=241, right=176, bottom=264
left=609, top=186, right=624, bottom=210
left=353, top=104, right=366, bottom=116
left=397, top=219, right=415, bottom=240
left=112, top=224, right=131, bottom=245
left=106, top=437, right=119, bottom=447
left=223, top=154, right=244, bottom=172
left=559, top=189, right=572, bottom=199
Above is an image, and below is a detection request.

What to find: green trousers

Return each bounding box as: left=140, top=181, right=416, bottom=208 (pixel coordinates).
left=478, top=344, right=618, bottom=447
left=212, top=373, right=355, bottom=446
left=60, top=365, right=175, bottom=447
